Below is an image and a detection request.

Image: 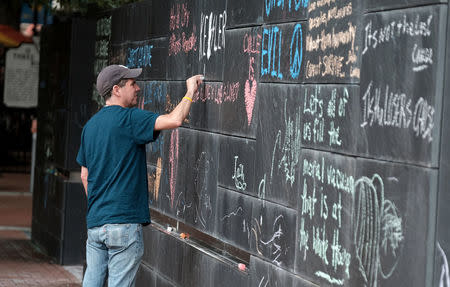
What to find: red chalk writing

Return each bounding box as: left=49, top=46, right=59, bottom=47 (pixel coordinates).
left=193, top=82, right=240, bottom=104
left=168, top=1, right=197, bottom=56
left=169, top=3, right=190, bottom=31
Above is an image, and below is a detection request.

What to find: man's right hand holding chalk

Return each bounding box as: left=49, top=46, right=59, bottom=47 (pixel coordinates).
left=154, top=74, right=204, bottom=131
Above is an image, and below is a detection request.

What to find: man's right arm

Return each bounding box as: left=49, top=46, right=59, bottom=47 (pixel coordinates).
left=154, top=74, right=203, bottom=131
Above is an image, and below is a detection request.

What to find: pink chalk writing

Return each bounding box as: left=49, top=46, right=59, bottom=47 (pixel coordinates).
left=169, top=3, right=197, bottom=56
left=182, top=30, right=197, bottom=53
left=169, top=129, right=179, bottom=208
left=169, top=3, right=190, bottom=31
left=193, top=82, right=240, bottom=104
left=222, top=82, right=240, bottom=103
left=243, top=33, right=261, bottom=55
left=168, top=1, right=197, bottom=56
left=169, top=30, right=198, bottom=56
left=168, top=33, right=181, bottom=56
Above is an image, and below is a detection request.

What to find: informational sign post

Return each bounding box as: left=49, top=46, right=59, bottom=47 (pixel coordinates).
left=4, top=43, right=39, bottom=108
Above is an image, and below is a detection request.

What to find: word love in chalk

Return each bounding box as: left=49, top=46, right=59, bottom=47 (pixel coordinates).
left=261, top=23, right=303, bottom=80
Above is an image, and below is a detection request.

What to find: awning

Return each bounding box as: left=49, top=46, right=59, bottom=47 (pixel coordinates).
left=0, top=25, right=33, bottom=48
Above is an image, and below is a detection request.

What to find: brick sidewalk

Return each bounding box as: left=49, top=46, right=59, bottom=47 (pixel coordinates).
left=0, top=173, right=82, bottom=287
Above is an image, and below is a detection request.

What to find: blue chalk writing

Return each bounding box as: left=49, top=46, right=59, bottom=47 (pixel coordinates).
left=127, top=44, right=153, bottom=68
left=261, top=28, right=269, bottom=76
left=265, top=0, right=309, bottom=17
left=142, top=82, right=167, bottom=113
left=261, top=26, right=283, bottom=79
left=289, top=23, right=303, bottom=79
left=294, top=0, right=308, bottom=10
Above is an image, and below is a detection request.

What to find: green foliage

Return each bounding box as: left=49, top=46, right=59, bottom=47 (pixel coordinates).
left=23, top=0, right=138, bottom=15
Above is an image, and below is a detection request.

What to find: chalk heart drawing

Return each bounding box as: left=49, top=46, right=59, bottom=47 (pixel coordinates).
left=353, top=174, right=404, bottom=287
left=244, top=77, right=257, bottom=126
left=437, top=242, right=450, bottom=287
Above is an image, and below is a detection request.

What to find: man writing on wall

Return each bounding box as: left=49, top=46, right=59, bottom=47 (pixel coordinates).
left=76, top=65, right=203, bottom=287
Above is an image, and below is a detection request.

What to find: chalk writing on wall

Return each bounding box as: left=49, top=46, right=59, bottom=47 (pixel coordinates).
left=358, top=5, right=448, bottom=166
left=302, top=86, right=350, bottom=148
left=127, top=44, right=153, bottom=68
left=299, top=155, right=403, bottom=286
left=193, top=82, right=240, bottom=104
left=169, top=2, right=197, bottom=56
left=138, top=81, right=168, bottom=111
left=199, top=11, right=226, bottom=62
left=93, top=16, right=111, bottom=106
left=305, top=0, right=360, bottom=81
left=300, top=157, right=352, bottom=285
left=265, top=0, right=309, bottom=17
left=232, top=156, right=247, bottom=191
left=261, top=23, right=304, bottom=81
left=362, top=14, right=433, bottom=72
left=95, top=40, right=109, bottom=58
left=361, top=82, right=434, bottom=142
left=261, top=25, right=284, bottom=80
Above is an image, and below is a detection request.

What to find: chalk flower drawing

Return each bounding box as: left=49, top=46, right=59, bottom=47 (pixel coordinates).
left=353, top=174, right=404, bottom=287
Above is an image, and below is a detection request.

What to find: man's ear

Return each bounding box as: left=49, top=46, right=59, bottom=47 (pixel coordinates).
left=112, top=84, right=121, bottom=97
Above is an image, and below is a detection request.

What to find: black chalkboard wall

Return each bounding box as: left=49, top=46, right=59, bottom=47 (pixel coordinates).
left=92, top=0, right=450, bottom=286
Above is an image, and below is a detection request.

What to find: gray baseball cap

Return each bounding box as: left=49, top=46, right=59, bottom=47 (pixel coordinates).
left=96, top=65, right=142, bottom=97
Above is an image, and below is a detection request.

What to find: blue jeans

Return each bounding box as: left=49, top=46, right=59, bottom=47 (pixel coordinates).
left=83, top=223, right=144, bottom=287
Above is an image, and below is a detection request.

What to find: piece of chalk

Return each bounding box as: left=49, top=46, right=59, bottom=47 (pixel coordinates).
left=238, top=263, right=246, bottom=271
left=200, top=76, right=205, bottom=80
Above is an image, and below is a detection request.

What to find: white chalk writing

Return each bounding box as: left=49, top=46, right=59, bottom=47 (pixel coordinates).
left=361, top=82, right=434, bottom=142
left=362, top=15, right=433, bottom=55
left=199, top=11, right=226, bottom=61
left=232, top=156, right=247, bottom=191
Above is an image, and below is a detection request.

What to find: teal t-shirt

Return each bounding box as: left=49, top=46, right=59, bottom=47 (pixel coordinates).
left=76, top=106, right=160, bottom=229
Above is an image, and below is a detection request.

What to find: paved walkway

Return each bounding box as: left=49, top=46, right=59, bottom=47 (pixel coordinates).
left=0, top=173, right=82, bottom=287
